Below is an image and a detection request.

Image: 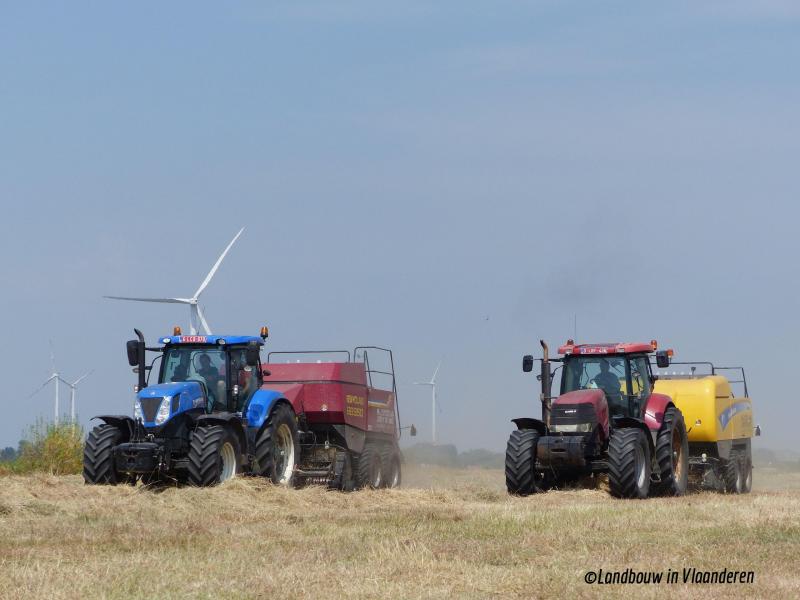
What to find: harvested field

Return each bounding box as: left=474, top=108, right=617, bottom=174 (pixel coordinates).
left=0, top=466, right=798, bottom=599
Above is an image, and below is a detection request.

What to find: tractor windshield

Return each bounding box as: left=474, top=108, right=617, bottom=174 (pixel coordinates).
left=562, top=355, right=628, bottom=415
left=161, top=347, right=227, bottom=410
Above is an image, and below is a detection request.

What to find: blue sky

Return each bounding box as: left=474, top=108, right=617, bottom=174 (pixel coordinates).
left=1, top=2, right=798, bottom=451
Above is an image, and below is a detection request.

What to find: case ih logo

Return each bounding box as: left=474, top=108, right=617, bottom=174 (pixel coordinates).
left=180, top=336, right=207, bottom=343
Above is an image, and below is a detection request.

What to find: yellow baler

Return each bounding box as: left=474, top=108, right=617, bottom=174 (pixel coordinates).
left=653, top=368, right=757, bottom=493
left=654, top=376, right=754, bottom=444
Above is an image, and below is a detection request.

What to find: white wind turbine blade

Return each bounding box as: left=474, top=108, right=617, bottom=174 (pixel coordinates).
left=193, top=227, right=245, bottom=299
left=413, top=382, right=433, bottom=386
left=431, top=360, right=442, bottom=384
left=71, top=371, right=93, bottom=387
left=104, top=296, right=192, bottom=304
left=195, top=304, right=212, bottom=335
left=49, top=339, right=56, bottom=374
left=27, top=374, right=57, bottom=399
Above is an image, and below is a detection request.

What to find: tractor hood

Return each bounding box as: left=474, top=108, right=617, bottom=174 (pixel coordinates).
left=551, top=389, right=609, bottom=438
left=136, top=381, right=206, bottom=427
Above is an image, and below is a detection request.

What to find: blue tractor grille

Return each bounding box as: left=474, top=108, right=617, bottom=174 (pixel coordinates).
left=140, top=397, right=162, bottom=422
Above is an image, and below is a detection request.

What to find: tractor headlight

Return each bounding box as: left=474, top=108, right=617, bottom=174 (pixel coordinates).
left=133, top=400, right=143, bottom=421
left=552, top=423, right=594, bottom=433
left=154, top=396, right=172, bottom=425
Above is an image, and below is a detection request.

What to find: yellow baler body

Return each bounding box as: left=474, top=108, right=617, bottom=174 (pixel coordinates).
left=653, top=376, right=753, bottom=443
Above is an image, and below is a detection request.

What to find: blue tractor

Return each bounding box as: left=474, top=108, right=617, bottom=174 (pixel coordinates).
left=83, top=328, right=299, bottom=486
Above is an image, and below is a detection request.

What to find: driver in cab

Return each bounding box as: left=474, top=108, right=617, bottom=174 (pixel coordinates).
left=594, top=359, right=623, bottom=412
left=197, top=353, right=226, bottom=411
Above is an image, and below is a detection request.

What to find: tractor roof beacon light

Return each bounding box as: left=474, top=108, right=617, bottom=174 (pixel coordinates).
left=260, top=326, right=269, bottom=340
left=174, top=326, right=182, bottom=336
left=651, top=340, right=658, bottom=351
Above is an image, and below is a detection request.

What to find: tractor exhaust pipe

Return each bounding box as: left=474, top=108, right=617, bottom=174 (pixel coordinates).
left=540, top=340, right=552, bottom=427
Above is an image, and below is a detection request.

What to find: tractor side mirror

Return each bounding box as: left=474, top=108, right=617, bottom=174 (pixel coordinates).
left=655, top=350, right=670, bottom=369
left=126, top=340, right=140, bottom=367
left=410, top=424, right=417, bottom=437
left=522, top=355, right=534, bottom=372
left=245, top=342, right=260, bottom=366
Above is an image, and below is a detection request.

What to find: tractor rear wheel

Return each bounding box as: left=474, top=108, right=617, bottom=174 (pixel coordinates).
left=380, top=447, right=402, bottom=488
left=83, top=424, right=122, bottom=485
left=608, top=428, right=651, bottom=499
left=505, top=430, right=548, bottom=495
left=187, top=425, right=240, bottom=487
left=356, top=444, right=383, bottom=489
left=254, top=403, right=300, bottom=486
left=652, top=406, right=689, bottom=496
left=723, top=452, right=744, bottom=494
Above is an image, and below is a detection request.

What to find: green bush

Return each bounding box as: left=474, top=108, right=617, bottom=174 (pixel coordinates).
left=1, top=419, right=84, bottom=475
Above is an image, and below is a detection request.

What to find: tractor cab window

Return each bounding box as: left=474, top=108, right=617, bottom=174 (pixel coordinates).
left=161, top=347, right=226, bottom=410
left=229, top=348, right=259, bottom=412
left=562, top=356, right=627, bottom=415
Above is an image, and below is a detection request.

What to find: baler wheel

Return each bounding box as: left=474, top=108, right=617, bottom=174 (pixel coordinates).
left=723, top=452, right=744, bottom=494
left=187, top=425, right=240, bottom=487
left=254, top=403, right=300, bottom=486
left=380, top=447, right=402, bottom=488
left=356, top=444, right=383, bottom=489
left=505, top=430, right=547, bottom=495
left=608, top=428, right=651, bottom=499
left=83, top=424, right=122, bottom=485
left=652, top=406, right=689, bottom=496
left=741, top=452, right=753, bottom=494
left=328, top=451, right=355, bottom=491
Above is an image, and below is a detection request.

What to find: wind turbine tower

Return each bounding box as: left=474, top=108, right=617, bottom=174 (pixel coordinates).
left=414, top=361, right=441, bottom=445
left=104, top=227, right=245, bottom=334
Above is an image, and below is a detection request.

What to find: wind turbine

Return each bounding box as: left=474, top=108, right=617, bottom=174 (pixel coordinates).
left=28, top=342, right=62, bottom=424
left=63, top=371, right=93, bottom=422
left=414, top=361, right=441, bottom=445
left=104, top=227, right=245, bottom=335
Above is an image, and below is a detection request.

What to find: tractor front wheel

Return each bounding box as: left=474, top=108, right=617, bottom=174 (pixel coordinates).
left=187, top=425, right=240, bottom=487
left=254, top=403, right=300, bottom=486
left=83, top=424, right=122, bottom=485
left=608, top=428, right=651, bottom=499
left=652, top=406, right=689, bottom=496
left=505, top=430, right=548, bottom=495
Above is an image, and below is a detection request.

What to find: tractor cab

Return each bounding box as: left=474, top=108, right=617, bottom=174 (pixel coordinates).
left=557, top=341, right=672, bottom=421
left=128, top=329, right=266, bottom=429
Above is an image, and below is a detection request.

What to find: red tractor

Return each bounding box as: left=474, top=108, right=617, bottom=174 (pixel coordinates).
left=506, top=340, right=689, bottom=499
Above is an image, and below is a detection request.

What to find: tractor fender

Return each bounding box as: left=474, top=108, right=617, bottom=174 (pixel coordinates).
left=643, top=393, right=674, bottom=431
left=612, top=417, right=656, bottom=454
left=511, top=417, right=547, bottom=436
left=91, top=415, right=136, bottom=441
left=191, top=413, right=248, bottom=458
left=245, top=389, right=287, bottom=430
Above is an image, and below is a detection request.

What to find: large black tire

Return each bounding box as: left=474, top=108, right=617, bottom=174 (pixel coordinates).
left=380, top=446, right=402, bottom=489
left=328, top=450, right=355, bottom=491
left=652, top=406, right=689, bottom=496
left=83, top=424, right=122, bottom=485
left=608, top=428, right=651, bottom=499
left=187, top=425, right=240, bottom=487
left=505, top=430, right=548, bottom=495
left=356, top=443, right=383, bottom=489
left=723, top=452, right=744, bottom=494
left=254, top=403, right=300, bottom=486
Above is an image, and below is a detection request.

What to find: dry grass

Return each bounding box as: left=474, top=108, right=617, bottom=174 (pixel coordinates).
left=0, top=466, right=798, bottom=599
